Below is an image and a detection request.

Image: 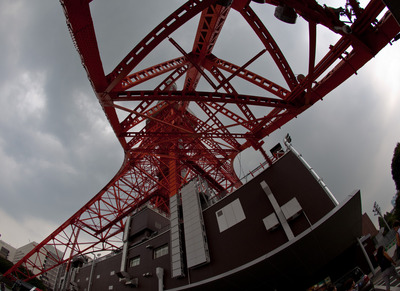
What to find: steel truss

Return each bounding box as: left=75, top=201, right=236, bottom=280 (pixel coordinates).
left=3, top=0, right=399, bottom=285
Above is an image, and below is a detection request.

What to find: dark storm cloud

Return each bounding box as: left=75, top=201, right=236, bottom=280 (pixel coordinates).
left=0, top=0, right=123, bottom=232
left=0, top=0, right=399, bottom=247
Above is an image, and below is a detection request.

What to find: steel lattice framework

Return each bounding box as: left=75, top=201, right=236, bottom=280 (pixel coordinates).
left=3, top=0, right=399, bottom=286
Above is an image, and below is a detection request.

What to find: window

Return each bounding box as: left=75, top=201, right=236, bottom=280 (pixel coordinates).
left=154, top=244, right=169, bottom=259
left=108, top=286, right=113, bottom=290
left=96, top=274, right=100, bottom=279
left=216, top=199, right=246, bottom=232
left=129, top=256, right=140, bottom=267
left=110, top=270, right=115, bottom=276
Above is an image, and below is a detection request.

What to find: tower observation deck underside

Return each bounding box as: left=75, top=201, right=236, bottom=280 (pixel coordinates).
left=2, top=0, right=399, bottom=285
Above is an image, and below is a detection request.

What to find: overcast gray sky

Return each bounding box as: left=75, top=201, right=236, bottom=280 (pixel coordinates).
left=0, top=0, right=399, bottom=248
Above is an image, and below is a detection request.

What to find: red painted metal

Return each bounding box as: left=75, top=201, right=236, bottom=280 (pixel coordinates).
left=4, top=0, right=399, bottom=285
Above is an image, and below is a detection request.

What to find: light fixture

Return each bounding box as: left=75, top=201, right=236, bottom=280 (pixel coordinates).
left=216, top=0, right=233, bottom=6
left=274, top=4, right=297, bottom=24
left=270, top=143, right=283, bottom=157
left=297, top=74, right=305, bottom=82
left=334, top=25, right=352, bottom=34
left=285, top=134, right=292, bottom=143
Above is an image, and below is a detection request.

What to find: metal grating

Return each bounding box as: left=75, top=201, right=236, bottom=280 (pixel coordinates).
left=181, top=179, right=210, bottom=269
left=170, top=194, right=185, bottom=278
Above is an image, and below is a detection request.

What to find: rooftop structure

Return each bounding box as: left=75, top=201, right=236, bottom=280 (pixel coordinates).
left=3, top=0, right=399, bottom=286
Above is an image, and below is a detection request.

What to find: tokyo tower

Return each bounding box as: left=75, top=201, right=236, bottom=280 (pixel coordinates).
left=3, top=0, right=399, bottom=287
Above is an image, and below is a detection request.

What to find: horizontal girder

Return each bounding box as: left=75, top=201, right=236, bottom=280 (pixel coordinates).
left=5, top=0, right=399, bottom=284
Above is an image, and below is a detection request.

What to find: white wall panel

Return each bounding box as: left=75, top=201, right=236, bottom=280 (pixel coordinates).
left=215, top=199, right=246, bottom=233
left=181, top=180, right=210, bottom=268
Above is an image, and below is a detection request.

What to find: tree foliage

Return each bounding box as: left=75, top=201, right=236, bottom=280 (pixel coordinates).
left=0, top=256, right=14, bottom=274
left=393, top=191, right=400, bottom=221
left=392, top=142, right=400, bottom=191
left=0, top=257, right=46, bottom=290
left=378, top=211, right=396, bottom=234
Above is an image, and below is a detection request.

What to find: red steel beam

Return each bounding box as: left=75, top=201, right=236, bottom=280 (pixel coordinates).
left=183, top=3, right=231, bottom=91
left=4, top=0, right=399, bottom=284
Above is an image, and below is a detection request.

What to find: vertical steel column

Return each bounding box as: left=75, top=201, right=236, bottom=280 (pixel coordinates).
left=357, top=237, right=376, bottom=276
left=169, top=152, right=179, bottom=197
left=260, top=180, right=294, bottom=240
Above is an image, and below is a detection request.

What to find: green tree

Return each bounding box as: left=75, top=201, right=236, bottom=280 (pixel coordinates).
left=0, top=256, right=14, bottom=274
left=0, top=257, right=46, bottom=290
left=392, top=142, right=400, bottom=191
left=378, top=211, right=396, bottom=234
left=16, top=265, right=47, bottom=290
left=393, top=192, right=400, bottom=221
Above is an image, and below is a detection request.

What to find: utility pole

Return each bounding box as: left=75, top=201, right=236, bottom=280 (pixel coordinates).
left=88, top=253, right=101, bottom=291
left=373, top=202, right=391, bottom=230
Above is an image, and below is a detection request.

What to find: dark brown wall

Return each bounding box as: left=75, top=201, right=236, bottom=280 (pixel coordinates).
left=129, top=207, right=170, bottom=244
left=125, top=231, right=172, bottom=290
left=74, top=253, right=122, bottom=290
left=74, top=232, right=175, bottom=291
left=362, top=213, right=379, bottom=237
left=189, top=151, right=336, bottom=283
left=264, top=151, right=335, bottom=223
left=73, top=150, right=338, bottom=290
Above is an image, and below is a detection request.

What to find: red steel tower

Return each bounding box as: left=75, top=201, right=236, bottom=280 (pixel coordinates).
left=3, top=0, right=399, bottom=286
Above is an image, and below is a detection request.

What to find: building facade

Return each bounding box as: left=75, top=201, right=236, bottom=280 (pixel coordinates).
left=12, top=242, right=63, bottom=290
left=0, top=240, right=16, bottom=261
left=68, top=150, right=365, bottom=290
